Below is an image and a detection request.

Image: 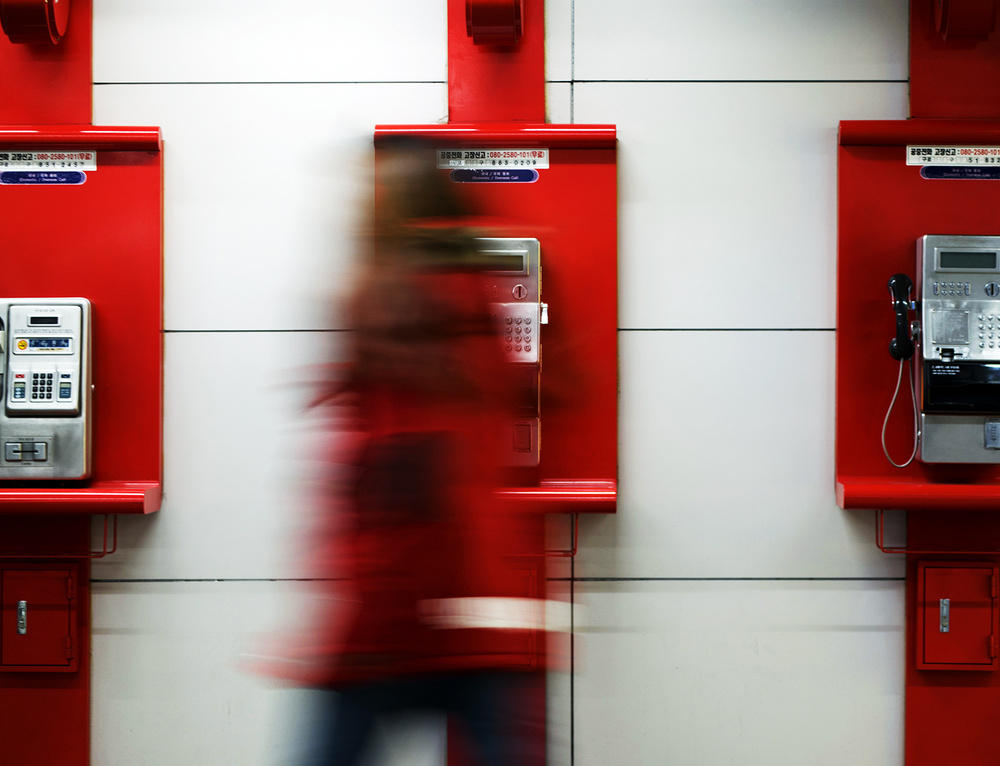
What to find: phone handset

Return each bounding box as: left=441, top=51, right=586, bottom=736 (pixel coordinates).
left=883, top=273, right=921, bottom=467
left=888, top=273, right=916, bottom=360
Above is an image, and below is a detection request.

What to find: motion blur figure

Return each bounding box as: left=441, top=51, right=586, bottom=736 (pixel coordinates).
left=294, top=138, right=544, bottom=766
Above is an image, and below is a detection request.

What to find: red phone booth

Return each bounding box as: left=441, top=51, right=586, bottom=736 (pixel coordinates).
left=0, top=2, right=163, bottom=764
left=372, top=118, right=617, bottom=766
left=837, top=4, right=1000, bottom=760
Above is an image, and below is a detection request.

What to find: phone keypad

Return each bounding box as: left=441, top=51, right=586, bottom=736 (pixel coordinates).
left=979, top=315, right=999, bottom=349
left=504, top=316, right=533, bottom=352
left=491, top=303, right=539, bottom=364
left=30, top=372, right=54, bottom=401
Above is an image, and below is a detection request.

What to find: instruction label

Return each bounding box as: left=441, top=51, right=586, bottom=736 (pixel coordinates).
left=0, top=151, right=96, bottom=171
left=437, top=148, right=549, bottom=169
left=907, top=146, right=1000, bottom=166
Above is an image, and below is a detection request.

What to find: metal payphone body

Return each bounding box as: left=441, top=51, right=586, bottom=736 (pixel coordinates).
left=915, top=235, right=1000, bottom=463
left=478, top=237, right=542, bottom=467
left=0, top=298, right=91, bottom=479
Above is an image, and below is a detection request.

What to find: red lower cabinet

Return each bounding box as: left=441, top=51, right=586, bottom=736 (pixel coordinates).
left=1, top=566, right=78, bottom=672
left=917, top=562, right=998, bottom=671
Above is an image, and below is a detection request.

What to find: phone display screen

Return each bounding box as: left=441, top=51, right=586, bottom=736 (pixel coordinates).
left=940, top=251, right=998, bottom=270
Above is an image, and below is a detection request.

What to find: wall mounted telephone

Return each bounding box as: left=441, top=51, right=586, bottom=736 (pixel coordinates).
left=476, top=238, right=544, bottom=467
left=885, top=236, right=1000, bottom=464
left=0, top=298, right=92, bottom=479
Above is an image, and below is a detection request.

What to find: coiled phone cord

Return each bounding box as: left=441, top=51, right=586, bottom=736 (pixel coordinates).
left=881, top=357, right=920, bottom=468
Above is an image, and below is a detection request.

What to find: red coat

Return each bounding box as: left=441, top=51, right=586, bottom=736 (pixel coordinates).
left=310, top=265, right=543, bottom=686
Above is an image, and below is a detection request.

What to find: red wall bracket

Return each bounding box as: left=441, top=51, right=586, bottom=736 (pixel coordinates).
left=0, top=0, right=89, bottom=123
left=449, top=0, right=543, bottom=122
left=0, top=0, right=71, bottom=44
left=466, top=0, right=523, bottom=46
left=912, top=0, right=1000, bottom=118
left=935, top=0, right=997, bottom=39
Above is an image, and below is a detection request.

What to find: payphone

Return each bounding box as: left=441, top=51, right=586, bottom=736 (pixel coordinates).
left=476, top=237, right=543, bottom=467
left=0, top=298, right=91, bottom=479
left=886, top=235, right=1000, bottom=464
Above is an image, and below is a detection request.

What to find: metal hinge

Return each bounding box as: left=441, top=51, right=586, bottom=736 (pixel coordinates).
left=992, top=572, right=998, bottom=600
left=990, top=635, right=998, bottom=660
left=66, top=636, right=74, bottom=661
left=66, top=574, right=74, bottom=601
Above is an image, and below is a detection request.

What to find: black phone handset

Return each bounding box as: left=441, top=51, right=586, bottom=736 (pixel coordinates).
left=888, top=274, right=915, bottom=361
left=882, top=273, right=921, bottom=467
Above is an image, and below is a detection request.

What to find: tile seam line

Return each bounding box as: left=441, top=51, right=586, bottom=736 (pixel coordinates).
left=90, top=576, right=906, bottom=584
left=621, top=327, right=836, bottom=332
left=93, top=80, right=448, bottom=86
left=163, top=328, right=347, bottom=334
left=566, top=576, right=905, bottom=582
left=161, top=327, right=837, bottom=334
left=570, top=78, right=907, bottom=84
left=92, top=79, right=907, bottom=86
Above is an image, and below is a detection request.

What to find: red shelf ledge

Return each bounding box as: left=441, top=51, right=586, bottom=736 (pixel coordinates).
left=375, top=123, right=617, bottom=149
left=496, top=480, right=617, bottom=514
left=0, top=481, right=162, bottom=515
left=838, top=476, right=1000, bottom=511
left=840, top=119, right=1000, bottom=147
left=0, top=125, right=162, bottom=151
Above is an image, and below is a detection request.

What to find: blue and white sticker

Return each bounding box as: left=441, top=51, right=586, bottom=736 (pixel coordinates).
left=450, top=168, right=539, bottom=183
left=1, top=171, right=87, bottom=185
left=920, top=166, right=1000, bottom=180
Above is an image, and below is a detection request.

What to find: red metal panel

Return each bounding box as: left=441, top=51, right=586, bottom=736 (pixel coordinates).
left=836, top=119, right=1000, bottom=510
left=0, top=129, right=163, bottom=515
left=1, top=567, right=77, bottom=669
left=911, top=0, right=1000, bottom=118
left=917, top=563, right=997, bottom=669
left=376, top=124, right=618, bottom=513
left=0, top=0, right=90, bottom=124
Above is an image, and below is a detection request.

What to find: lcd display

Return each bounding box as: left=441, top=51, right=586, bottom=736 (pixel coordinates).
left=485, top=254, right=526, bottom=273
left=28, top=316, right=59, bottom=325
left=28, top=338, right=70, bottom=349
left=940, top=250, right=998, bottom=270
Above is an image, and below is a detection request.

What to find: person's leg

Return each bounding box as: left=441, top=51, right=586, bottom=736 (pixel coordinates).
left=450, top=673, right=539, bottom=766
left=301, top=687, right=378, bottom=766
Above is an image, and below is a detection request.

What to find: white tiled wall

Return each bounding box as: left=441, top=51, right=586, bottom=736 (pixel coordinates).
left=88, top=1, right=909, bottom=764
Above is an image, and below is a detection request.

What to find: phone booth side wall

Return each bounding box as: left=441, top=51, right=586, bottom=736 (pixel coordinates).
left=0, top=127, right=163, bottom=766
left=837, top=119, right=1000, bottom=766
left=374, top=123, right=616, bottom=766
